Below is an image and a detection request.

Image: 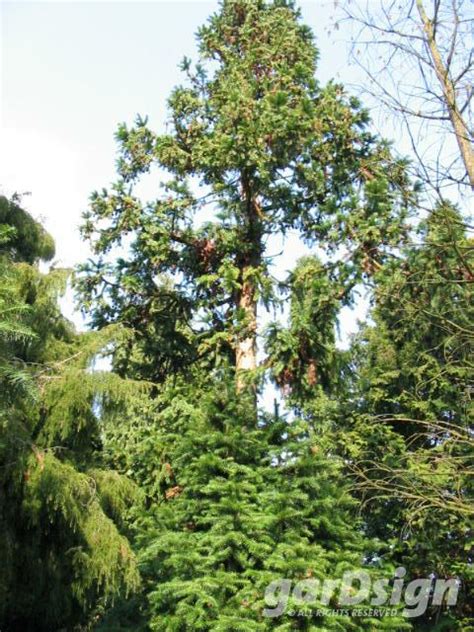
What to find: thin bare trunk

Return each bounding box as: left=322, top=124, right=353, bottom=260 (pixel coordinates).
left=416, top=0, right=474, bottom=188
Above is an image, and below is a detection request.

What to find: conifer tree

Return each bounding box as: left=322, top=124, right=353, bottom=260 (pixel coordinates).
left=0, top=195, right=140, bottom=631
left=264, top=256, right=343, bottom=405
left=77, top=3, right=420, bottom=630
left=97, top=373, right=412, bottom=631
left=78, top=0, right=413, bottom=393
left=340, top=203, right=473, bottom=630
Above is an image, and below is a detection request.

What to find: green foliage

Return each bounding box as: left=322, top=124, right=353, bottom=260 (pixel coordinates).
left=73, top=2, right=421, bottom=630
left=6, top=0, right=471, bottom=630
left=22, top=453, right=138, bottom=604
left=0, top=194, right=55, bottom=264
left=77, top=0, right=414, bottom=384
left=0, top=196, right=140, bottom=631
left=355, top=203, right=472, bottom=423
left=97, top=375, right=408, bottom=631
left=265, top=256, right=342, bottom=401
left=340, top=203, right=473, bottom=629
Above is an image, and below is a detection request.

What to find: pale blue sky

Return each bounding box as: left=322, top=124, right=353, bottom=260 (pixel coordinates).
left=1, top=0, right=368, bottom=341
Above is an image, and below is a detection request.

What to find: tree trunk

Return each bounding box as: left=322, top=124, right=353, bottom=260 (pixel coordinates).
left=235, top=173, right=261, bottom=392
left=416, top=0, right=474, bottom=188
left=235, top=270, right=257, bottom=390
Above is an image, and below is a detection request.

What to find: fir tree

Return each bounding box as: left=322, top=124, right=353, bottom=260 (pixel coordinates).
left=98, top=375, right=410, bottom=631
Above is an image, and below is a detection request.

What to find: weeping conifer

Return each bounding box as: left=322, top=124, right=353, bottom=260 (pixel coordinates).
left=0, top=195, right=140, bottom=632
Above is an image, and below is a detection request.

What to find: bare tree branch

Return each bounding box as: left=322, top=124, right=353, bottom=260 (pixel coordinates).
left=339, top=0, right=474, bottom=195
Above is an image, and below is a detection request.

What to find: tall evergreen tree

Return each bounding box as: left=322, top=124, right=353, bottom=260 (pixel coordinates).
left=0, top=195, right=140, bottom=631
left=77, top=0, right=413, bottom=391
left=76, top=1, right=417, bottom=630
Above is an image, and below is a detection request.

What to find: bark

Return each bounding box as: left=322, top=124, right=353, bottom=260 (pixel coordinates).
left=235, top=173, right=261, bottom=392
left=235, top=271, right=257, bottom=390
left=416, top=0, right=474, bottom=188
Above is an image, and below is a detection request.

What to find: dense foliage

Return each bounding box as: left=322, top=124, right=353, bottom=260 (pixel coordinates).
left=342, top=203, right=473, bottom=630
left=1, top=1, right=471, bottom=631
left=0, top=195, right=140, bottom=631
left=77, top=0, right=413, bottom=389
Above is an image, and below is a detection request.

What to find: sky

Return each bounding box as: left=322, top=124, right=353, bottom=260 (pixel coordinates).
left=0, top=0, right=369, bottom=337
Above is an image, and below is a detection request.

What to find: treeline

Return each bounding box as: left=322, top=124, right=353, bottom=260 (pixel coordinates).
left=1, top=1, right=472, bottom=631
